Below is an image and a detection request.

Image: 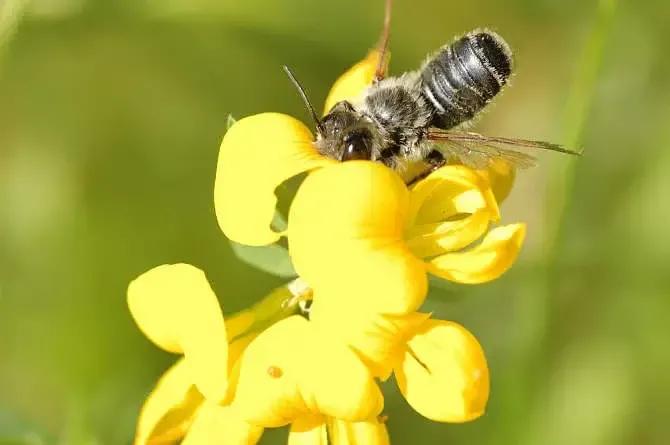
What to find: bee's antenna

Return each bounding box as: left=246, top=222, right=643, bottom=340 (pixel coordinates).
left=282, top=65, right=324, bottom=134
left=375, top=0, right=393, bottom=81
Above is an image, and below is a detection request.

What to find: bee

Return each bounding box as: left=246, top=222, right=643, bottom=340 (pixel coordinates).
left=283, top=0, right=580, bottom=184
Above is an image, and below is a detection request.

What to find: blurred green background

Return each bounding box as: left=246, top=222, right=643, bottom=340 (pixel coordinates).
left=1, top=0, right=669, bottom=443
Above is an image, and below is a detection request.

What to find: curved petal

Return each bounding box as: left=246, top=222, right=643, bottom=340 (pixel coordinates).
left=127, top=264, right=229, bottom=402
left=222, top=332, right=259, bottom=397
left=427, top=223, right=526, bottom=284
left=225, top=310, right=255, bottom=342
left=231, top=316, right=383, bottom=427
left=215, top=113, right=333, bottom=246
left=323, top=50, right=384, bottom=114
left=134, top=359, right=203, bottom=445
left=328, top=417, right=390, bottom=445
left=288, top=161, right=427, bottom=316
left=406, top=210, right=491, bottom=259
left=181, top=402, right=263, bottom=445
left=408, top=165, right=500, bottom=227
left=288, top=416, right=328, bottom=445
left=477, top=159, right=516, bottom=204
left=309, top=306, right=430, bottom=380
left=394, top=319, right=489, bottom=423
left=290, top=161, right=408, bottom=240
left=299, top=242, right=427, bottom=317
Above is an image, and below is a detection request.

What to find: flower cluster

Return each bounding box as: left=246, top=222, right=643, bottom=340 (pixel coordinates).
left=129, top=50, right=525, bottom=444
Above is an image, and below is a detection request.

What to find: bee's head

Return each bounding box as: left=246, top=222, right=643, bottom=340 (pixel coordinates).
left=317, top=101, right=374, bottom=161
left=281, top=67, right=375, bottom=162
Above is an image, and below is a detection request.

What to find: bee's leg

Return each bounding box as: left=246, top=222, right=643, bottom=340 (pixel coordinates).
left=407, top=149, right=446, bottom=186
left=379, top=145, right=400, bottom=166
left=374, top=0, right=392, bottom=82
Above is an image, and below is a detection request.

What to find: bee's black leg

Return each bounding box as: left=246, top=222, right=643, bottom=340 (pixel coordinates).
left=378, top=145, right=401, bottom=167
left=374, top=0, right=392, bottom=82
left=407, top=149, right=446, bottom=186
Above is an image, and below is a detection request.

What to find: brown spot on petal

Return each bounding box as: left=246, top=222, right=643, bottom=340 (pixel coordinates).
left=377, top=414, right=389, bottom=424
left=267, top=366, right=283, bottom=378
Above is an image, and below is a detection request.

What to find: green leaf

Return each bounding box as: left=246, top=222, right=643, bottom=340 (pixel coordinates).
left=229, top=241, right=297, bottom=278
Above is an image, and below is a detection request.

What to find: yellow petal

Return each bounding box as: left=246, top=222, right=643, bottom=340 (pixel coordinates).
left=231, top=316, right=383, bottom=427
left=395, top=319, right=489, bottom=423
left=214, top=113, right=333, bottom=246
left=427, top=223, right=526, bottom=284
left=218, top=332, right=260, bottom=407
left=134, top=359, right=203, bottom=445
left=288, top=416, right=328, bottom=445
left=127, top=264, right=229, bottom=402
left=328, top=417, right=390, bottom=445
left=227, top=333, right=257, bottom=372
left=408, top=165, right=500, bottom=227
left=323, top=50, right=384, bottom=114
left=477, top=159, right=516, bottom=204
left=301, top=242, right=427, bottom=317
left=225, top=310, right=255, bottom=342
left=406, top=210, right=491, bottom=259
left=288, top=161, right=427, bottom=316
left=309, top=305, right=430, bottom=380
left=181, top=402, right=263, bottom=445
left=290, top=161, right=408, bottom=240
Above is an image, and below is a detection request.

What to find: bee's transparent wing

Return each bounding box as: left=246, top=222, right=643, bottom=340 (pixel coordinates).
left=435, top=139, right=538, bottom=169
left=426, top=129, right=581, bottom=169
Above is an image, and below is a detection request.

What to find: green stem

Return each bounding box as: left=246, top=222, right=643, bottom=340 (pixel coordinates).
left=522, top=3, right=618, bottom=441
left=226, top=278, right=311, bottom=341
left=544, top=0, right=618, bottom=253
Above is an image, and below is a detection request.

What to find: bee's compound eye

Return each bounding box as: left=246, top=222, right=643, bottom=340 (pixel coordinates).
left=343, top=144, right=368, bottom=161
left=341, top=132, right=371, bottom=161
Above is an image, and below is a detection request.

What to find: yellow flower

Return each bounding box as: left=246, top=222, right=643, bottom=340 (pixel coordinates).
left=479, top=158, right=516, bottom=203
left=132, top=358, right=202, bottom=444
left=133, top=359, right=262, bottom=445
left=215, top=113, right=333, bottom=246
left=306, top=310, right=490, bottom=423
left=128, top=265, right=386, bottom=443
left=182, top=401, right=264, bottom=445
left=394, top=318, right=490, bottom=422
left=288, top=162, right=525, bottom=313
left=229, top=315, right=383, bottom=428
left=215, top=50, right=516, bottom=248
left=133, top=47, right=521, bottom=442
left=290, top=311, right=490, bottom=424
left=128, top=263, right=262, bottom=445
left=213, top=51, right=381, bottom=247
left=228, top=313, right=389, bottom=443
left=285, top=161, right=519, bottom=422
left=128, top=264, right=230, bottom=403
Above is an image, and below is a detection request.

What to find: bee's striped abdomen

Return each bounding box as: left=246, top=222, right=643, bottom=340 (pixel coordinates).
left=421, top=31, right=513, bottom=129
